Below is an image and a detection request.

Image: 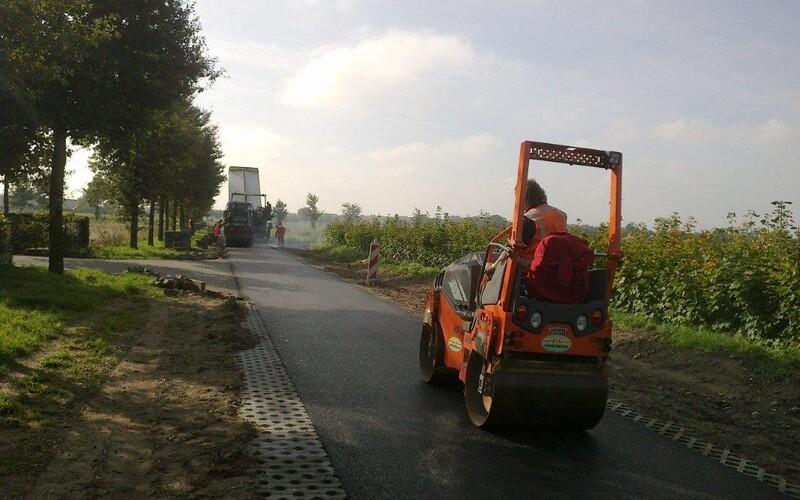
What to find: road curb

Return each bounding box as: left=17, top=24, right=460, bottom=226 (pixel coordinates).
left=238, top=306, right=347, bottom=499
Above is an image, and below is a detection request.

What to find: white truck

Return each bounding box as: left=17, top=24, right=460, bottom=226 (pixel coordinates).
left=224, top=167, right=271, bottom=246
left=228, top=166, right=263, bottom=207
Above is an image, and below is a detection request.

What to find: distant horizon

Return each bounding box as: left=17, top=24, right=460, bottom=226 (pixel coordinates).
left=7, top=190, right=795, bottom=232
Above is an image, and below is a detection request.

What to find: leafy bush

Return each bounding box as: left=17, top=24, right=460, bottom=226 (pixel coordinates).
left=323, top=215, right=505, bottom=268
left=613, top=202, right=799, bottom=344
left=7, top=213, right=90, bottom=253
left=0, top=216, right=11, bottom=268
left=323, top=202, right=800, bottom=345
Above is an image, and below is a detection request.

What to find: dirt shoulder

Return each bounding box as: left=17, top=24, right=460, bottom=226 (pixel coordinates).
left=0, top=291, right=260, bottom=499
left=291, top=249, right=800, bottom=488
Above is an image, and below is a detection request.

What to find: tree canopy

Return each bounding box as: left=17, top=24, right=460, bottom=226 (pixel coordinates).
left=341, top=202, right=362, bottom=221
left=273, top=200, right=288, bottom=225
left=90, top=99, right=224, bottom=247
left=0, top=0, right=219, bottom=271
left=303, top=193, right=324, bottom=229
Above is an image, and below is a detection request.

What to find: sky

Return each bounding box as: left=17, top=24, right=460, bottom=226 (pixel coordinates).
left=66, top=0, right=800, bottom=229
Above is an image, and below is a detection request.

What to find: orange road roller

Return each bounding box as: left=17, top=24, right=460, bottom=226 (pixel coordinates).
left=419, top=141, right=623, bottom=430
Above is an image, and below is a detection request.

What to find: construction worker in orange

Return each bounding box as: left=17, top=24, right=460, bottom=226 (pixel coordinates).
left=486, top=179, right=567, bottom=276
left=517, top=178, right=567, bottom=263
left=213, top=219, right=222, bottom=241
left=276, top=222, right=286, bottom=246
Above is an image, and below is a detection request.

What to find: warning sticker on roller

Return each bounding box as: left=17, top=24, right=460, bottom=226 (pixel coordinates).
left=448, top=337, right=463, bottom=352
left=542, top=334, right=572, bottom=353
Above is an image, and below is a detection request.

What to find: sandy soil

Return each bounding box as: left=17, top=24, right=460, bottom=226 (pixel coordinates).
left=0, top=292, right=260, bottom=499
left=294, top=250, right=800, bottom=488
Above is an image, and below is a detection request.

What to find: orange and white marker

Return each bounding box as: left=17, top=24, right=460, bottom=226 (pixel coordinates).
left=367, top=240, right=380, bottom=283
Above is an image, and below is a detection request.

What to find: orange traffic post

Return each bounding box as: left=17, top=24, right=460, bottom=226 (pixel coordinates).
left=366, top=240, right=380, bottom=283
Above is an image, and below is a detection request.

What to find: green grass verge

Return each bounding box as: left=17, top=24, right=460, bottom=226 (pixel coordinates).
left=306, top=244, right=440, bottom=281
left=309, top=244, right=363, bottom=262
left=612, top=309, right=800, bottom=377
left=381, top=259, right=440, bottom=281
left=86, top=229, right=212, bottom=260
left=87, top=243, right=185, bottom=259
left=0, top=305, right=139, bottom=431
left=0, top=266, right=157, bottom=373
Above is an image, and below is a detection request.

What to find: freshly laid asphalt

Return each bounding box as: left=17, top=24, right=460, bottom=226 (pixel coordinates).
left=13, top=249, right=788, bottom=499
left=227, top=245, right=786, bottom=500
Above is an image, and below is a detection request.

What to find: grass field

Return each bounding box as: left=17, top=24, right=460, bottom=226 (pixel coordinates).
left=0, top=266, right=160, bottom=422
left=0, top=267, right=158, bottom=373
left=85, top=218, right=214, bottom=259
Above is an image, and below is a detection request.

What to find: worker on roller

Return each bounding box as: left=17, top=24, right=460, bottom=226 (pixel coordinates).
left=486, top=179, right=567, bottom=276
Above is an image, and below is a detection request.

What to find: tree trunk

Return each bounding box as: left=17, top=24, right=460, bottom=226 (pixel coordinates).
left=48, top=123, right=67, bottom=274
left=158, top=197, right=165, bottom=241
left=179, top=205, right=185, bottom=230
left=3, top=177, right=9, bottom=216
left=171, top=200, right=177, bottom=230
left=148, top=199, right=155, bottom=246
left=129, top=201, right=139, bottom=249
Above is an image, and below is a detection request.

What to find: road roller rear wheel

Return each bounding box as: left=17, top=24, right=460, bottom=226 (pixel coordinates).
left=464, top=351, right=498, bottom=428
left=419, top=322, right=444, bottom=384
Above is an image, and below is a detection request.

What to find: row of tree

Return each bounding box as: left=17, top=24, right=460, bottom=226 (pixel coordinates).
left=86, top=100, right=224, bottom=247
left=1, top=0, right=221, bottom=273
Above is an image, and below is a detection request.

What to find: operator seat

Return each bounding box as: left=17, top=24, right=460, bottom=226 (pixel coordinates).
left=525, top=232, right=594, bottom=304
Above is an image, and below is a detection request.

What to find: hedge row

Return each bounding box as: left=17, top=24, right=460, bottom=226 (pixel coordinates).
left=324, top=216, right=505, bottom=268
left=323, top=203, right=800, bottom=344
left=6, top=213, right=90, bottom=253
left=609, top=207, right=799, bottom=344
left=0, top=215, right=11, bottom=268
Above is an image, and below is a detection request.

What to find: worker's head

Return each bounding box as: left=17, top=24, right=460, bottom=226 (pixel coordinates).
left=525, top=179, right=547, bottom=209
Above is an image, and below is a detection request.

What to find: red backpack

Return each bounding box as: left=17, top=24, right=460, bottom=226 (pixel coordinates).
left=525, top=232, right=594, bottom=303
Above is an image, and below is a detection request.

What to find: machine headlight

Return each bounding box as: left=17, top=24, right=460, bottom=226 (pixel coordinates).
left=576, top=314, right=588, bottom=332
left=530, top=311, right=543, bottom=329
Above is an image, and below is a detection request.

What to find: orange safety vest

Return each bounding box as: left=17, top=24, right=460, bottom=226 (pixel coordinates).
left=519, top=203, right=567, bottom=263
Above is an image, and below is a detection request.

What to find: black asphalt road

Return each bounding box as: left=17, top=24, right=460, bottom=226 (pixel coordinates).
left=238, top=246, right=784, bottom=499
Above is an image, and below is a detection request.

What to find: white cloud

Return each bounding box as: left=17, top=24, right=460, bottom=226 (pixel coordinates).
left=651, top=117, right=799, bottom=145
left=281, top=30, right=476, bottom=108
left=368, top=133, right=501, bottom=176
left=289, top=0, right=365, bottom=10
left=218, top=126, right=292, bottom=166
left=363, top=133, right=511, bottom=215
left=212, top=40, right=302, bottom=73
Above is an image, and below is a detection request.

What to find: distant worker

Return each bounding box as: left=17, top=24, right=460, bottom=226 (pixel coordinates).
left=213, top=219, right=222, bottom=241
left=188, top=218, right=195, bottom=235
left=276, top=222, right=286, bottom=246
left=486, top=179, right=567, bottom=276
